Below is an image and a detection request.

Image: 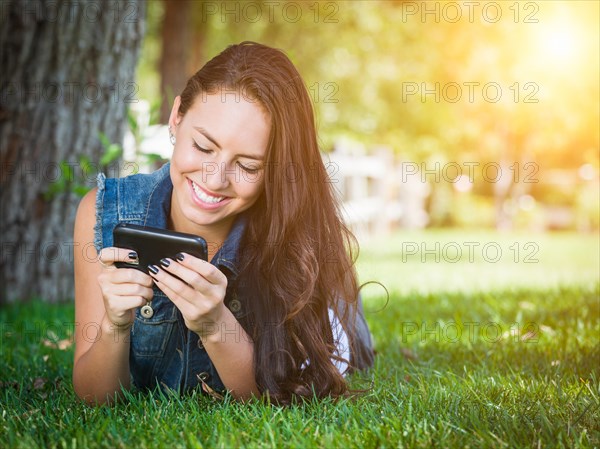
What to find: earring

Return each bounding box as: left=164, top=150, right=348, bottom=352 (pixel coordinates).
left=169, top=126, right=176, bottom=145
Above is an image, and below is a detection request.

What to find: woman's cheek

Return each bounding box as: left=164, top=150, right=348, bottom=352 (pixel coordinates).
left=172, top=145, right=197, bottom=166
left=241, top=171, right=264, bottom=192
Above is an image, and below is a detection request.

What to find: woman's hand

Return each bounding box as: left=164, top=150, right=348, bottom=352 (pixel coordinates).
left=147, top=253, right=228, bottom=337
left=97, top=248, right=154, bottom=328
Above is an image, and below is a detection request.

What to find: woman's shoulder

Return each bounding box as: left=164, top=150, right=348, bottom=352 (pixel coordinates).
left=76, top=187, right=98, bottom=221
left=74, top=187, right=98, bottom=245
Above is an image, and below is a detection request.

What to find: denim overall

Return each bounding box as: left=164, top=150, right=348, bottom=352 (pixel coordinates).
left=94, top=163, right=374, bottom=395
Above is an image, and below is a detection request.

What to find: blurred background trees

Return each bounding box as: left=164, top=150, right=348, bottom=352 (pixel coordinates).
left=1, top=0, right=597, bottom=302
left=139, top=0, right=598, bottom=230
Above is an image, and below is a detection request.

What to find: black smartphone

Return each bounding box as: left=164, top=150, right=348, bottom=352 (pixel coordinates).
left=112, top=223, right=208, bottom=273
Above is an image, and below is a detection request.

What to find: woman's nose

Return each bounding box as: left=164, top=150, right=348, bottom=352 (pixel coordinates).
left=202, top=160, right=232, bottom=191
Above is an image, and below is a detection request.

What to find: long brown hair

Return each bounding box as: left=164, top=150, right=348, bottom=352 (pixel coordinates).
left=177, top=42, right=372, bottom=404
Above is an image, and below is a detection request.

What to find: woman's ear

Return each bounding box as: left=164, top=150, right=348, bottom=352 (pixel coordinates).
left=168, top=96, right=182, bottom=131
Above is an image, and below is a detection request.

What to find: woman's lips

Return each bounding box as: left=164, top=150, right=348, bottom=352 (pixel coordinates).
left=188, top=178, right=232, bottom=210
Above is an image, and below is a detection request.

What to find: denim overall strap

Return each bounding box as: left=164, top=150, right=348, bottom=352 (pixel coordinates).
left=94, top=162, right=172, bottom=252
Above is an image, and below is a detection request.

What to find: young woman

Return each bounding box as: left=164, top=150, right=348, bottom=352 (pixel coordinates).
left=73, top=41, right=374, bottom=406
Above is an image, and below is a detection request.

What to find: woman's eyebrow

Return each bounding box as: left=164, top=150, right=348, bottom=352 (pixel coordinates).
left=193, top=126, right=221, bottom=149
left=193, top=126, right=264, bottom=161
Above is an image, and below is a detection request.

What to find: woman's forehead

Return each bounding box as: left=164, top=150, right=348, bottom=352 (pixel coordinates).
left=184, top=92, right=271, bottom=155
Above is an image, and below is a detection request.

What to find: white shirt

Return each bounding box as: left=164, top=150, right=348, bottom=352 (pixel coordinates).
left=329, top=308, right=350, bottom=374
left=299, top=308, right=350, bottom=375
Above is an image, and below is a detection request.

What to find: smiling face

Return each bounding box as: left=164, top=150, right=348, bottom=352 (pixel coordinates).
left=168, top=90, right=271, bottom=238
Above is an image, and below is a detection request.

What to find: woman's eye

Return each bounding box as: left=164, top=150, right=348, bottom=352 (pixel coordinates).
left=192, top=142, right=212, bottom=154
left=237, top=162, right=260, bottom=174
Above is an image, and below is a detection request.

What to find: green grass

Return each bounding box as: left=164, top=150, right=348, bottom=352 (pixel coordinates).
left=1, top=230, right=599, bottom=448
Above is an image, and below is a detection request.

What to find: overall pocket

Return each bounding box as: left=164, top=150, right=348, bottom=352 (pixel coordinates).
left=130, top=290, right=178, bottom=358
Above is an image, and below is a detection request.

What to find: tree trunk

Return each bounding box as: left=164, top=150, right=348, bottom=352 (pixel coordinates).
left=186, top=3, right=208, bottom=76
left=158, top=0, right=191, bottom=124
left=0, top=0, right=146, bottom=303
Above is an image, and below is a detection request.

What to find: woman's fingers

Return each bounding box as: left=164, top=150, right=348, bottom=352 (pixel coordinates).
left=113, top=267, right=153, bottom=287
left=148, top=261, right=221, bottom=309
left=103, top=295, right=148, bottom=326
left=104, top=281, right=154, bottom=300
left=151, top=255, right=227, bottom=300
left=102, top=284, right=153, bottom=324
left=98, top=267, right=153, bottom=289
left=105, top=295, right=149, bottom=311
left=146, top=255, right=229, bottom=335
left=96, top=247, right=157, bottom=328
left=149, top=264, right=193, bottom=300
left=169, top=253, right=227, bottom=286
left=98, top=247, right=139, bottom=269
left=149, top=275, right=193, bottom=314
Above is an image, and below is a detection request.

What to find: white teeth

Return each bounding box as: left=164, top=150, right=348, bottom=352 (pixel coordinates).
left=191, top=181, right=225, bottom=204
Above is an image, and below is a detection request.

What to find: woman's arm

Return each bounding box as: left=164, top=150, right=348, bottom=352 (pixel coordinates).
left=72, top=188, right=151, bottom=405
left=200, top=306, right=259, bottom=400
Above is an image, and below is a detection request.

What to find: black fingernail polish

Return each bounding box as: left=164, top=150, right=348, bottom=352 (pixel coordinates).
left=175, top=253, right=185, bottom=261
left=148, top=265, right=159, bottom=274
left=129, top=251, right=138, bottom=260
left=159, top=258, right=170, bottom=268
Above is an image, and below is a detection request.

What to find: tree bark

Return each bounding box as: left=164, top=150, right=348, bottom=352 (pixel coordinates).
left=158, top=0, right=191, bottom=124
left=0, top=0, right=146, bottom=303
